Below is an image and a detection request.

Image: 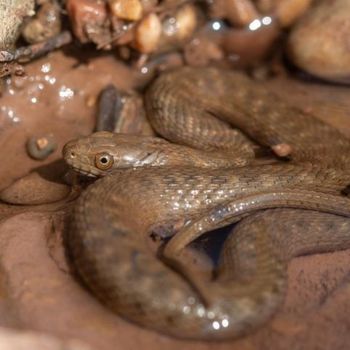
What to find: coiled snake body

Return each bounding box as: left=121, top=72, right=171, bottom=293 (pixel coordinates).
left=63, top=67, right=350, bottom=339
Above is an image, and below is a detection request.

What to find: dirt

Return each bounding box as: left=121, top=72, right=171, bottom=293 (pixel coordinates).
left=0, top=47, right=134, bottom=192
left=1, top=47, right=350, bottom=350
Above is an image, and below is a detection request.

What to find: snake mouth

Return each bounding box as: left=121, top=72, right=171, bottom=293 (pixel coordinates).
left=65, top=159, right=102, bottom=178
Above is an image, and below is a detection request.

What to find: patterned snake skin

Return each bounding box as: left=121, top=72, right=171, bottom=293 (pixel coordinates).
left=63, top=67, right=350, bottom=339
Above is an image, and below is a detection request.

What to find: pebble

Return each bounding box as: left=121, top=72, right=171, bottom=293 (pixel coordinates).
left=26, top=134, right=57, bottom=160
left=287, top=0, right=350, bottom=83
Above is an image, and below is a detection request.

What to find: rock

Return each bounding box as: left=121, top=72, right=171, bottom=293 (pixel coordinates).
left=26, top=134, right=58, bottom=160
left=66, top=0, right=108, bottom=45
left=108, top=0, right=143, bottom=21
left=0, top=171, right=70, bottom=205
left=287, top=0, right=350, bottom=83
left=0, top=0, right=35, bottom=50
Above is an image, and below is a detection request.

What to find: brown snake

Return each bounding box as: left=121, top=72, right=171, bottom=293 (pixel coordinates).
left=63, top=67, right=350, bottom=339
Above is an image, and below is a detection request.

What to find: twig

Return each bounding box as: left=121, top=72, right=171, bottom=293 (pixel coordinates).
left=0, top=31, right=72, bottom=64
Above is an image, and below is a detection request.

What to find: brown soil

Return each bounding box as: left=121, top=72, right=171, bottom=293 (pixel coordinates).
left=0, top=48, right=350, bottom=350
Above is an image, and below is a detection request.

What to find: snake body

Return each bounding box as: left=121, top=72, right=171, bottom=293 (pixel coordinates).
left=63, top=67, right=350, bottom=339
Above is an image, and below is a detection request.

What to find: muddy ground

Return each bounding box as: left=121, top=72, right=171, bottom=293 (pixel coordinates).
left=0, top=49, right=350, bottom=350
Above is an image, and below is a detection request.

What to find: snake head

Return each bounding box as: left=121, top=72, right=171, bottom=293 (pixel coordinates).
left=63, top=131, right=170, bottom=177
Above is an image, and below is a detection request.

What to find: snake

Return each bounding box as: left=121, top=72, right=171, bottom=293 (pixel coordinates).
left=63, top=67, right=350, bottom=340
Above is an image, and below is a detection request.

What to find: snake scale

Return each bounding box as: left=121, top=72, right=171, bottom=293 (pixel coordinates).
left=63, top=67, right=350, bottom=339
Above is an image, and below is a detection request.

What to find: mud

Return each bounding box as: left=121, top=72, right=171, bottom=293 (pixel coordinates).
left=0, top=48, right=134, bottom=192
left=0, top=46, right=350, bottom=350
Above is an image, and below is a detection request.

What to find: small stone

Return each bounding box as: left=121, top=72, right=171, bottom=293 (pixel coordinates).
left=0, top=0, right=35, bottom=50
left=172, top=4, right=198, bottom=42
left=108, top=0, right=143, bottom=21
left=22, top=0, right=62, bottom=44
left=287, top=0, right=350, bottom=83
left=0, top=172, right=70, bottom=205
left=85, top=94, right=96, bottom=107
left=26, top=134, right=57, bottom=160
left=134, top=13, right=162, bottom=53
left=66, top=0, right=107, bottom=44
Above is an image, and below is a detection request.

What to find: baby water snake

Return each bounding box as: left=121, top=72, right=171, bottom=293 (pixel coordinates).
left=63, top=67, right=350, bottom=339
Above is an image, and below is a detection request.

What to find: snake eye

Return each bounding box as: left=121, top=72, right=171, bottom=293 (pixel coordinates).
left=95, top=153, right=114, bottom=170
